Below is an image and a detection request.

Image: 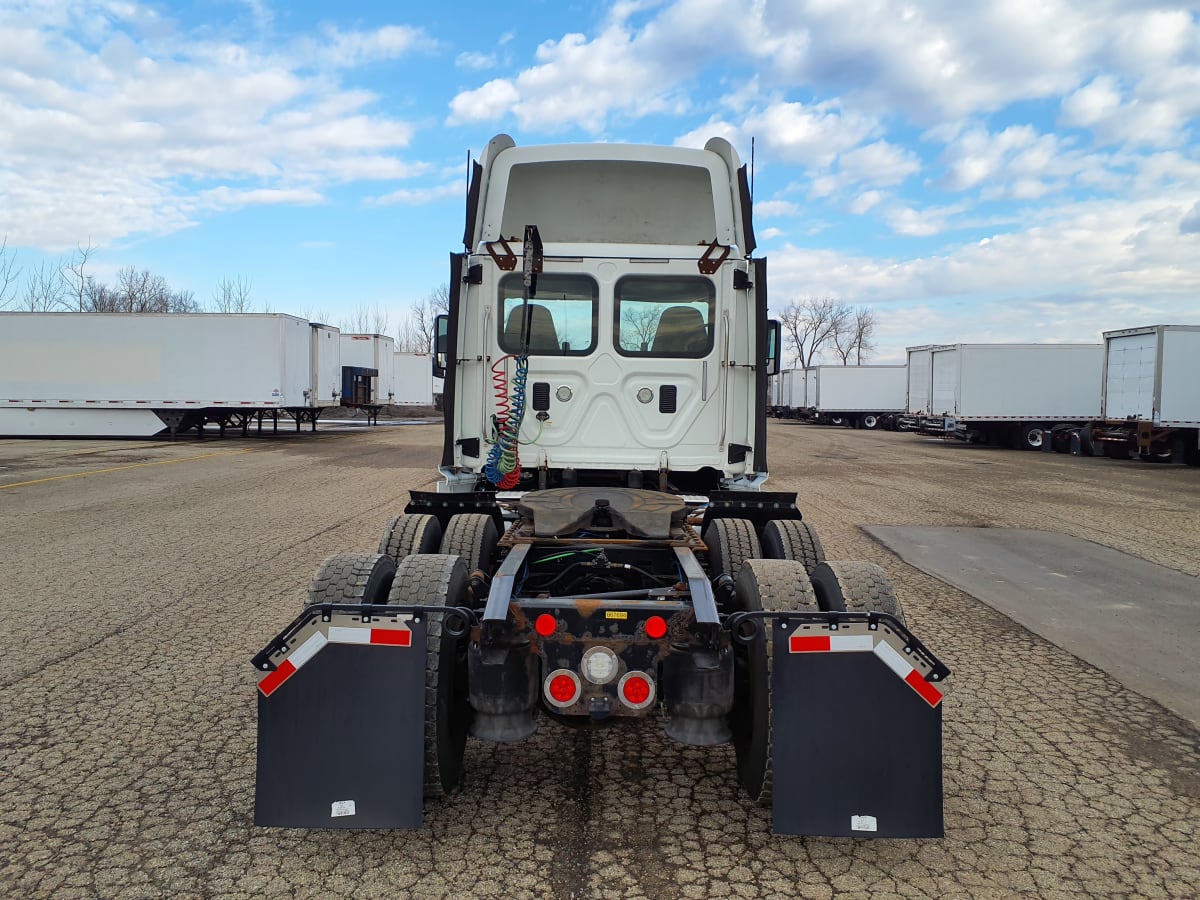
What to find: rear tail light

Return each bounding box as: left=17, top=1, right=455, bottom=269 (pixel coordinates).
left=534, top=614, right=557, bottom=637
left=544, top=669, right=581, bottom=708
left=644, top=615, right=668, bottom=639
left=618, top=671, right=655, bottom=710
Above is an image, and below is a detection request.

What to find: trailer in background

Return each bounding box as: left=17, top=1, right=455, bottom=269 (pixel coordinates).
left=393, top=352, right=434, bottom=406
left=1090, top=325, right=1200, bottom=464
left=806, top=365, right=907, bottom=429
left=767, top=367, right=806, bottom=417
left=310, top=324, right=342, bottom=408
left=339, top=334, right=397, bottom=418
left=923, top=343, right=1104, bottom=449
left=0, top=313, right=336, bottom=438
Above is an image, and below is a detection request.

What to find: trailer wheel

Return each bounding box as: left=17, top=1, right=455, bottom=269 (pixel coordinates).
left=760, top=519, right=826, bottom=575
left=379, top=514, right=443, bottom=564
left=1017, top=424, right=1045, bottom=451
left=859, top=414, right=880, bottom=430
left=387, top=554, right=472, bottom=798
left=439, top=514, right=499, bottom=574
left=730, top=559, right=819, bottom=806
left=808, top=560, right=905, bottom=625
left=305, top=553, right=396, bottom=607
left=703, top=518, right=761, bottom=587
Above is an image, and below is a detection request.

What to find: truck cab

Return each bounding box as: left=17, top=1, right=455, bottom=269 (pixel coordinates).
left=436, top=134, right=777, bottom=493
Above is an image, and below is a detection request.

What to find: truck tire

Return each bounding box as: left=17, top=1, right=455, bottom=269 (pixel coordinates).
left=305, top=553, right=396, bottom=607
left=439, top=513, right=499, bottom=574
left=703, top=518, right=761, bottom=584
left=379, top=513, right=443, bottom=564
left=760, top=519, right=825, bottom=575
left=859, top=414, right=880, bottom=430
left=808, top=560, right=905, bottom=625
left=730, top=559, right=819, bottom=806
left=1017, top=423, right=1045, bottom=451
left=387, top=554, right=472, bottom=798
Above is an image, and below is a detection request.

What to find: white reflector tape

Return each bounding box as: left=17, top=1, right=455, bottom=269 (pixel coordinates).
left=872, top=640, right=914, bottom=679
left=829, top=634, right=874, bottom=652
left=288, top=631, right=328, bottom=669
left=328, top=626, right=371, bottom=644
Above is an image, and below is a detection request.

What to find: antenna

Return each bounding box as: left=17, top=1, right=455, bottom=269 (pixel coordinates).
left=750, top=136, right=755, bottom=201
left=465, top=150, right=471, bottom=202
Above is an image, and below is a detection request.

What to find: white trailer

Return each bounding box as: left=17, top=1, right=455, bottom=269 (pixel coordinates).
left=1092, top=325, right=1200, bottom=464
left=0, top=312, right=331, bottom=438
left=807, top=365, right=907, bottom=429
left=926, top=343, right=1104, bottom=449
left=339, top=334, right=397, bottom=405
left=393, top=351, right=434, bottom=405
left=768, top=367, right=806, bottom=417
left=310, top=324, right=343, bottom=408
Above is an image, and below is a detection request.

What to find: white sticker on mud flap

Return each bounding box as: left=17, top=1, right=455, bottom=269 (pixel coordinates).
left=851, top=815, right=878, bottom=832
left=331, top=800, right=356, bottom=818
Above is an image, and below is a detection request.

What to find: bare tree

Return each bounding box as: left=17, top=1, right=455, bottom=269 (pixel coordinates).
left=0, top=235, right=21, bottom=309
left=619, top=305, right=660, bottom=351
left=212, top=275, right=253, bottom=312
left=342, top=303, right=390, bottom=335
left=20, top=260, right=67, bottom=311
left=400, top=283, right=450, bottom=351
left=852, top=307, right=877, bottom=364
left=778, top=297, right=851, bottom=368
left=300, top=304, right=333, bottom=324
left=61, top=239, right=95, bottom=312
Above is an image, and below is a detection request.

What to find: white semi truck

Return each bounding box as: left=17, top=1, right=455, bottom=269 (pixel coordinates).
left=0, top=312, right=339, bottom=437
left=1090, top=325, right=1200, bottom=464
left=252, top=135, right=951, bottom=838
left=913, top=343, right=1104, bottom=449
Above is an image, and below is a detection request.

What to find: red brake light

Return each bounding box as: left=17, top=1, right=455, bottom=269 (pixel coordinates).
left=534, top=614, right=557, bottom=637
left=548, top=673, right=578, bottom=704
left=645, top=615, right=668, bottom=639
left=621, top=673, right=652, bottom=706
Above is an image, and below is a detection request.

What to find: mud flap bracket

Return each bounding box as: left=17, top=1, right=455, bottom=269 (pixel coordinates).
left=768, top=613, right=947, bottom=837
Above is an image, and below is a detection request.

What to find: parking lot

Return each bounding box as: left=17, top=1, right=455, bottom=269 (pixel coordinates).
left=1, top=423, right=1197, bottom=899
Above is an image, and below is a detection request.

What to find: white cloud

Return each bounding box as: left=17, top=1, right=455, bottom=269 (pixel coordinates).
left=753, top=200, right=800, bottom=218
left=456, top=51, right=496, bottom=71
left=369, top=182, right=463, bottom=206
left=0, top=4, right=430, bottom=249
left=849, top=190, right=883, bottom=215
left=1181, top=201, right=1200, bottom=235
left=884, top=203, right=966, bottom=237
left=447, top=77, right=519, bottom=124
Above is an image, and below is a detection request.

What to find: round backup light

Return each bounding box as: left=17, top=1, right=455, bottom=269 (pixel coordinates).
left=619, top=671, right=655, bottom=710
left=545, top=669, right=581, bottom=708
left=644, top=616, right=668, bottom=640
left=534, top=614, right=557, bottom=637
left=556, top=385, right=573, bottom=402
left=581, top=646, right=619, bottom=684
left=637, top=388, right=654, bottom=404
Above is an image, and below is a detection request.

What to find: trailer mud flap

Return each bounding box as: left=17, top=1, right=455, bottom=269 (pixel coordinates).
left=253, top=608, right=427, bottom=828
left=770, top=615, right=948, bottom=838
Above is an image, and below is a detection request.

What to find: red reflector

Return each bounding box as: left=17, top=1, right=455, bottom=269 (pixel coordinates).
left=622, top=674, right=651, bottom=705
left=370, top=629, right=411, bottom=647
left=645, top=616, right=668, bottom=640
left=905, top=669, right=944, bottom=708
left=534, top=614, right=557, bottom=637
left=789, top=635, right=831, bottom=653
left=548, top=673, right=578, bottom=703
left=258, top=659, right=296, bottom=697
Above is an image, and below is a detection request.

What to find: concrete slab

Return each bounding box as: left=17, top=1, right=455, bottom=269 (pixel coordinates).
left=865, top=526, right=1200, bottom=726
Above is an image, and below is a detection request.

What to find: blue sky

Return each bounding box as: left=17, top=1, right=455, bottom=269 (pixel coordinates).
left=2, top=0, right=1199, bottom=363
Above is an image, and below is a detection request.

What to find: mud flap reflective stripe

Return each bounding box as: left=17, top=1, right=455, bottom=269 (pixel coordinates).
left=254, top=618, right=426, bottom=828
left=771, top=623, right=944, bottom=838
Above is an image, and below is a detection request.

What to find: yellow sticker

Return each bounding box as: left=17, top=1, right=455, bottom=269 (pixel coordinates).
left=605, top=610, right=628, bottom=620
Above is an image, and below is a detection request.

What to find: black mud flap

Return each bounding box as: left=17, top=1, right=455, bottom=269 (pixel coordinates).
left=253, top=608, right=427, bottom=828
left=770, top=614, right=948, bottom=838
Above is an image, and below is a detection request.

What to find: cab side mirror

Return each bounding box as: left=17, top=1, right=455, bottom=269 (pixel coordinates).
left=434, top=314, right=449, bottom=379
left=766, top=320, right=781, bottom=376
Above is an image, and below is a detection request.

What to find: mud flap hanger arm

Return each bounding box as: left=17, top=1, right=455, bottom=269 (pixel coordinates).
left=251, top=603, right=477, bottom=672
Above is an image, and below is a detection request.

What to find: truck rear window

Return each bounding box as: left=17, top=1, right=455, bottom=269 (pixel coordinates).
left=614, top=276, right=715, bottom=358
left=498, top=274, right=598, bottom=356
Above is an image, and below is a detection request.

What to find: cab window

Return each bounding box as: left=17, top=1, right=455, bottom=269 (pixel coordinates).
left=614, top=276, right=715, bottom=358
left=498, top=273, right=598, bottom=356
